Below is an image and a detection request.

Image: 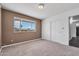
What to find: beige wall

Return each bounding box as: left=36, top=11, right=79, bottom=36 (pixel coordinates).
left=0, top=5, right=1, bottom=47
left=2, top=9, right=41, bottom=46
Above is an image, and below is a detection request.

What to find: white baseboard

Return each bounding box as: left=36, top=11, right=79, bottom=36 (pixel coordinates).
left=2, top=38, right=41, bottom=49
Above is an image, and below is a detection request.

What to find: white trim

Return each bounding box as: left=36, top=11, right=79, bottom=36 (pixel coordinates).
left=14, top=16, right=35, bottom=22
left=2, top=38, right=41, bottom=48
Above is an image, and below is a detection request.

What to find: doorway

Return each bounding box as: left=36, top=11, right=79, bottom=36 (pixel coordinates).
left=76, top=26, right=79, bottom=36
left=69, top=15, right=79, bottom=47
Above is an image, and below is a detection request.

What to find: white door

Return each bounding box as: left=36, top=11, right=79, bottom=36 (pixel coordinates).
left=50, top=21, right=57, bottom=42
left=50, top=21, right=66, bottom=45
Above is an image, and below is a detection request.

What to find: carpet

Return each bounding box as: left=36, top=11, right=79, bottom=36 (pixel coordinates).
left=1, top=39, right=79, bottom=56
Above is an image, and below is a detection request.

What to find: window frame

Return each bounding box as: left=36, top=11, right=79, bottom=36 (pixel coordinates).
left=13, top=17, right=36, bottom=33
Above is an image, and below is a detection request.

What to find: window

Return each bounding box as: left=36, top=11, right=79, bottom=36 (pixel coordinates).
left=14, top=20, right=21, bottom=31
left=13, top=17, right=36, bottom=32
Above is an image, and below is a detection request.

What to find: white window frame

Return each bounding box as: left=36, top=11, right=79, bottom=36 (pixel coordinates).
left=13, top=17, right=36, bottom=32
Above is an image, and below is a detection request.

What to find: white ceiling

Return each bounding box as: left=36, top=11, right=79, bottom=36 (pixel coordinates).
left=1, top=3, right=79, bottom=20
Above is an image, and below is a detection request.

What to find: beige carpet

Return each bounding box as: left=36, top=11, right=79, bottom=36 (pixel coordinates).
left=1, top=39, right=79, bottom=56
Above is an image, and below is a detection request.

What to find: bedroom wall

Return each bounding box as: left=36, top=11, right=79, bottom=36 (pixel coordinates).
left=0, top=5, right=1, bottom=48
left=2, top=9, right=41, bottom=46
left=42, top=8, right=79, bottom=45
